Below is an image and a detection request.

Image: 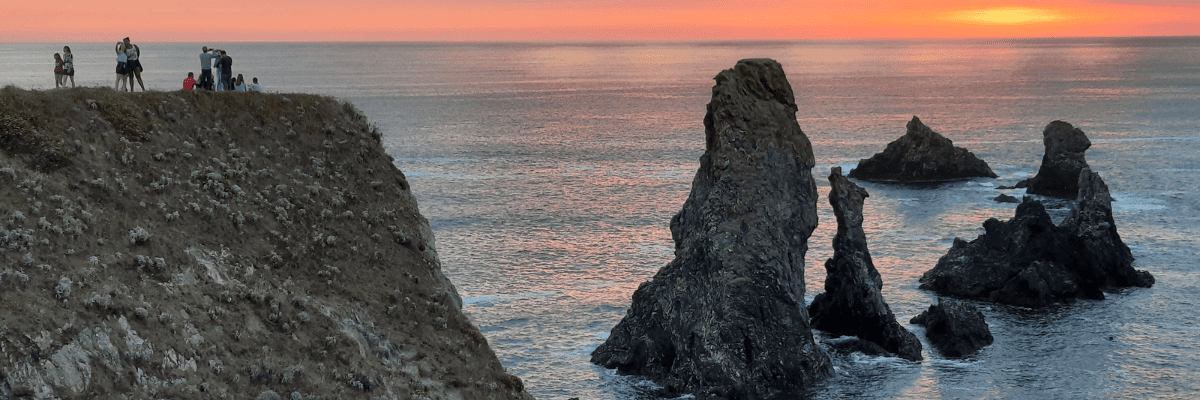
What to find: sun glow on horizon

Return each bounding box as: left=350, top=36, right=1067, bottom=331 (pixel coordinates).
left=946, top=7, right=1069, bottom=25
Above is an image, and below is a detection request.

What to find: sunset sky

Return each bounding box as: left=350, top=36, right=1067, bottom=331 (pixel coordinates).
left=6, top=0, right=1200, bottom=42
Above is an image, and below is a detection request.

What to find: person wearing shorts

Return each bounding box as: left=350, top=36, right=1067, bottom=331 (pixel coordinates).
left=115, top=42, right=129, bottom=91
left=61, top=46, right=75, bottom=88
left=54, top=53, right=65, bottom=88
left=123, top=37, right=145, bottom=91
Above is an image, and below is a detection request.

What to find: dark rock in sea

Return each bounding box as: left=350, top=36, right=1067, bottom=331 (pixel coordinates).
left=994, top=193, right=1020, bottom=203
left=591, top=59, right=832, bottom=399
left=910, top=299, right=993, bottom=358
left=824, top=337, right=896, bottom=358
left=848, top=116, right=997, bottom=182
left=808, top=167, right=923, bottom=361
left=1019, top=121, right=1092, bottom=198
left=919, top=168, right=1154, bottom=307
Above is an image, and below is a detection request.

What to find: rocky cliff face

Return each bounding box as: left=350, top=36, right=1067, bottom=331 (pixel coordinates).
left=591, top=59, right=832, bottom=399
left=0, top=87, right=531, bottom=399
left=848, top=116, right=996, bottom=182
left=919, top=168, right=1154, bottom=307
left=1020, top=121, right=1092, bottom=198
left=808, top=167, right=922, bottom=361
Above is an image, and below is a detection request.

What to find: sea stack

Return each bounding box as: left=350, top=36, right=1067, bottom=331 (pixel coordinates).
left=910, top=299, right=993, bottom=358
left=1019, top=121, right=1092, bottom=198
left=591, top=59, right=832, bottom=399
left=919, top=168, right=1154, bottom=307
left=808, top=167, right=923, bottom=361
left=848, top=116, right=997, bottom=182
left=0, top=88, right=531, bottom=399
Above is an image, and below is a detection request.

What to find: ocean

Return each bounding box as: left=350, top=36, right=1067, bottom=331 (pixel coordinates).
left=3, top=37, right=1200, bottom=399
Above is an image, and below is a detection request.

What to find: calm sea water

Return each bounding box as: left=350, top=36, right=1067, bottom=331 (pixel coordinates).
left=4, top=38, right=1200, bottom=399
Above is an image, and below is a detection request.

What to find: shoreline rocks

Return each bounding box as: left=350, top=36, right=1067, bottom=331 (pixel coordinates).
left=910, top=299, right=993, bottom=358
left=848, top=116, right=997, bottom=182
left=919, top=168, right=1154, bottom=307
left=808, top=167, right=923, bottom=361
left=1019, top=121, right=1092, bottom=198
left=591, top=59, right=832, bottom=399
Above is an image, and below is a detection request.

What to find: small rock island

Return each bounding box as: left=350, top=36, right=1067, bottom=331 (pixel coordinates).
left=848, top=116, right=997, bottom=182
left=1018, top=120, right=1094, bottom=198
left=591, top=59, right=832, bottom=399
left=919, top=168, right=1154, bottom=307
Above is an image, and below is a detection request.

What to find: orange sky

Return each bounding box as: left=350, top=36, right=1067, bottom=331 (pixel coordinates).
left=5, top=0, right=1199, bottom=42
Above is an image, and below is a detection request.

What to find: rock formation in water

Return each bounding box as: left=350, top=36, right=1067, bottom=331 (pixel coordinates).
left=591, top=59, right=832, bottom=399
left=0, top=87, right=532, bottom=399
left=910, top=299, right=993, bottom=358
left=919, top=168, right=1154, bottom=307
left=848, top=116, right=997, bottom=182
left=1019, top=121, right=1092, bottom=198
left=993, top=193, right=1020, bottom=203
left=808, top=167, right=923, bottom=361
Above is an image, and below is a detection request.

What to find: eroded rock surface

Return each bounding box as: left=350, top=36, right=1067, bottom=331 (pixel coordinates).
left=848, top=116, right=997, bottom=182
left=1020, top=120, right=1092, bottom=198
left=0, top=88, right=531, bottom=400
left=808, top=167, right=923, bottom=361
left=919, top=168, right=1154, bottom=307
left=910, top=299, right=993, bottom=358
left=591, top=59, right=832, bottom=399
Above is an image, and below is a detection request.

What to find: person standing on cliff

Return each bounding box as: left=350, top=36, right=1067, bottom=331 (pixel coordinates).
left=198, top=46, right=221, bottom=90
left=54, top=53, right=65, bottom=88
left=216, top=50, right=233, bottom=91
left=123, top=37, right=145, bottom=91
left=114, top=42, right=129, bottom=91
left=61, top=46, right=75, bottom=88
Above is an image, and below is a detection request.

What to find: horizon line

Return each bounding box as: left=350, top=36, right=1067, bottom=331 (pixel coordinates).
left=5, top=34, right=1199, bottom=44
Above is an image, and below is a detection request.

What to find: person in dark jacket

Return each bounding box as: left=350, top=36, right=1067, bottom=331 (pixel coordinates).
left=216, top=50, right=233, bottom=91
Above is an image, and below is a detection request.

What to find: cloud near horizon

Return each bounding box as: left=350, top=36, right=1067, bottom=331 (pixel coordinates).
left=6, top=0, right=1199, bottom=42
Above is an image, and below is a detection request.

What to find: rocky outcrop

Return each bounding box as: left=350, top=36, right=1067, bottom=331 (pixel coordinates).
left=994, top=194, right=1020, bottom=203
left=848, top=116, right=997, bottom=182
left=1019, top=121, right=1092, bottom=198
left=591, top=59, right=832, bottom=399
left=808, top=167, right=923, bottom=361
left=910, top=299, right=993, bottom=358
left=919, top=168, right=1154, bottom=307
left=0, top=88, right=531, bottom=399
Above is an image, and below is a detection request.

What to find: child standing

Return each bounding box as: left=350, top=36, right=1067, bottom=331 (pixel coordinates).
left=54, top=53, right=65, bottom=88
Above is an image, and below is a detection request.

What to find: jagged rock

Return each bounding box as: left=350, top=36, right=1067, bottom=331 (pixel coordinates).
left=1020, top=121, right=1092, bottom=198
left=848, top=116, right=997, bottom=182
left=919, top=168, right=1154, bottom=307
left=591, top=59, right=832, bottom=399
left=910, top=299, right=993, bottom=358
left=808, top=167, right=923, bottom=361
left=994, top=194, right=1020, bottom=203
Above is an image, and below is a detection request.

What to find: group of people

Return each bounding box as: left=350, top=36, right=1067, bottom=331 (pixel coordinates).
left=50, top=38, right=264, bottom=92
left=114, top=37, right=145, bottom=91
left=183, top=46, right=262, bottom=92
left=53, top=46, right=75, bottom=88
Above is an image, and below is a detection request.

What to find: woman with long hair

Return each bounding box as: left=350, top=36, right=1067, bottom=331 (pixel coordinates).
left=233, top=74, right=246, bottom=91
left=61, top=46, right=75, bottom=88
left=115, top=42, right=129, bottom=91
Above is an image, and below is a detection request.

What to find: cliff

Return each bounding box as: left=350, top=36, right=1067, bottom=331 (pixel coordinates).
left=0, top=87, right=532, bottom=399
left=591, top=59, right=832, bottom=399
